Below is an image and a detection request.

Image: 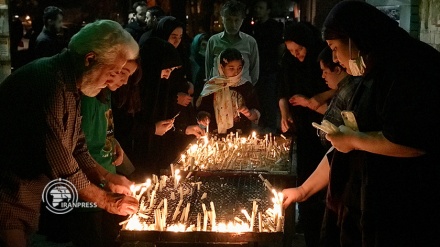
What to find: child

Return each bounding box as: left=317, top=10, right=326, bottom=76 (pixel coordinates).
left=205, top=0, right=259, bottom=85
left=196, top=48, right=260, bottom=134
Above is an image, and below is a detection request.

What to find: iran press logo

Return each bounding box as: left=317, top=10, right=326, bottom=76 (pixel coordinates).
left=42, top=178, right=97, bottom=214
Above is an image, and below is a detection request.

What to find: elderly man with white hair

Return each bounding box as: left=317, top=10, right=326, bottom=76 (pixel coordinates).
left=0, top=20, right=139, bottom=247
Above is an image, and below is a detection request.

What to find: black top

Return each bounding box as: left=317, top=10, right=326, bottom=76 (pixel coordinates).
left=34, top=28, right=65, bottom=59
left=278, top=46, right=329, bottom=181
left=125, top=21, right=148, bottom=43
left=322, top=2, right=440, bottom=246
left=251, top=19, right=284, bottom=74
left=197, top=82, right=259, bottom=135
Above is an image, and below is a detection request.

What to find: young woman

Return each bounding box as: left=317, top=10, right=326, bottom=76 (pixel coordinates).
left=196, top=48, right=260, bottom=135
left=277, top=21, right=330, bottom=247
left=117, top=37, right=187, bottom=181
left=283, top=2, right=440, bottom=246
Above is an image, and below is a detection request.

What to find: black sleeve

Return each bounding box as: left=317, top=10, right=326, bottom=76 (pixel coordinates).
left=278, top=53, right=292, bottom=100
left=241, top=82, right=260, bottom=112
left=195, top=94, right=216, bottom=130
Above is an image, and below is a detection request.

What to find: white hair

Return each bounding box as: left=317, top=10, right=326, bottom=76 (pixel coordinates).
left=68, top=20, right=139, bottom=64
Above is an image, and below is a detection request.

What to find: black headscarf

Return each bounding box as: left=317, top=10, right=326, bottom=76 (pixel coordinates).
left=323, top=1, right=406, bottom=55
left=283, top=22, right=326, bottom=67
left=323, top=1, right=440, bottom=74
left=284, top=22, right=321, bottom=51
left=152, top=16, right=184, bottom=42
left=139, top=37, right=182, bottom=123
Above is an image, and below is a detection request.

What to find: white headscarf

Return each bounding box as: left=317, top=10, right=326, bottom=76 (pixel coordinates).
left=196, top=54, right=246, bottom=133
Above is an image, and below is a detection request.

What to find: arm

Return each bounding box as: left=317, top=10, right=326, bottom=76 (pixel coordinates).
left=326, top=126, right=425, bottom=157
left=238, top=83, right=260, bottom=122
left=46, top=95, right=95, bottom=191
left=308, top=89, right=336, bottom=110
left=279, top=98, right=293, bottom=133
left=289, top=94, right=327, bottom=114
left=282, top=153, right=330, bottom=208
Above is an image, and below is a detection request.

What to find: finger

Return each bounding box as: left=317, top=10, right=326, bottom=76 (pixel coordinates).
left=164, top=119, right=174, bottom=124
left=113, top=154, right=123, bottom=166
left=282, top=196, right=293, bottom=209
left=119, top=187, right=131, bottom=196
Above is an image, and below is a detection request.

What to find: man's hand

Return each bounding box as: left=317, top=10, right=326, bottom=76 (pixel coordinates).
left=107, top=181, right=131, bottom=196
left=112, top=141, right=124, bottom=166
left=105, top=173, right=134, bottom=196
left=185, top=125, right=205, bottom=138
left=104, top=193, right=139, bottom=216
left=78, top=184, right=138, bottom=216
left=155, top=119, right=174, bottom=136
left=177, top=92, right=192, bottom=107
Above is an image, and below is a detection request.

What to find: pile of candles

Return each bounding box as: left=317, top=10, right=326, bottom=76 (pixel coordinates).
left=120, top=171, right=284, bottom=233
left=174, top=131, right=291, bottom=173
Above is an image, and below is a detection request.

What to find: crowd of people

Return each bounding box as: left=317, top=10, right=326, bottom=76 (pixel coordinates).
left=1, top=0, right=440, bottom=247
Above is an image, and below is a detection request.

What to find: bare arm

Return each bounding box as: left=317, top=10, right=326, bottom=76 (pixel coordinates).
left=326, top=126, right=426, bottom=157
left=312, top=89, right=336, bottom=106
left=282, top=152, right=330, bottom=207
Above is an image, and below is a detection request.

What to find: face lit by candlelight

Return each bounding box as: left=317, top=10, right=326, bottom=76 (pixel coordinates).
left=285, top=40, right=307, bottom=62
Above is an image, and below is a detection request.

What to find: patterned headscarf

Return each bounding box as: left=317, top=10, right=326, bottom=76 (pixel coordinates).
left=196, top=51, right=246, bottom=133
